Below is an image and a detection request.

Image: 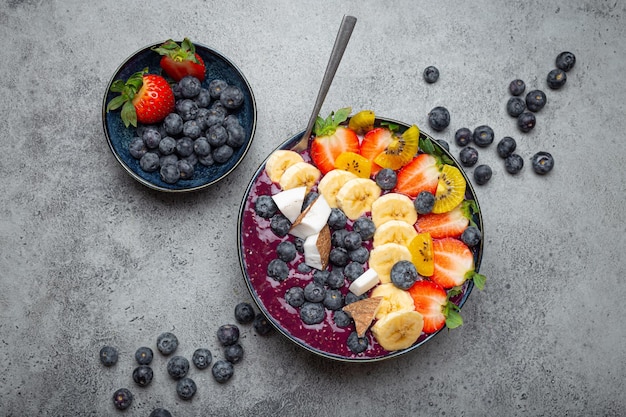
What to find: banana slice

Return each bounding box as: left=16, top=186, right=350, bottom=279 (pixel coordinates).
left=316, top=169, right=358, bottom=208
left=371, top=310, right=424, bottom=351
left=372, top=219, right=418, bottom=248
left=371, top=193, right=418, bottom=228
left=368, top=242, right=412, bottom=283
left=265, top=150, right=304, bottom=183
left=335, top=178, right=382, bottom=220
left=279, top=161, right=321, bottom=192
left=370, top=282, right=415, bottom=320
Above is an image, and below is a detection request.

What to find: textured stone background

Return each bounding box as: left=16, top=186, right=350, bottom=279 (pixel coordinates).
left=1, top=0, right=625, bottom=416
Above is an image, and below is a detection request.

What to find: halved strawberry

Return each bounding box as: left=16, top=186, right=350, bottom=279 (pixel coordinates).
left=359, top=127, right=389, bottom=175
left=431, top=237, right=485, bottom=290
left=408, top=279, right=462, bottom=333
left=415, top=200, right=476, bottom=239
left=309, top=108, right=360, bottom=175
left=152, top=38, right=206, bottom=82
left=106, top=69, right=175, bottom=128
left=394, top=153, right=440, bottom=198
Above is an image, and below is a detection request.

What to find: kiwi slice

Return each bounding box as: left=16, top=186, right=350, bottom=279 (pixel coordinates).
left=334, top=151, right=372, bottom=178
left=409, top=233, right=434, bottom=276
left=373, top=125, right=419, bottom=170
left=432, top=165, right=466, bottom=213
left=348, top=110, right=376, bottom=134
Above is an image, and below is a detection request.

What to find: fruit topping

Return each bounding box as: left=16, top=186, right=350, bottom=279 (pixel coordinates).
left=271, top=186, right=307, bottom=223
left=302, top=225, right=331, bottom=270
left=371, top=310, right=424, bottom=351
left=334, top=151, right=372, bottom=178
left=347, top=109, right=375, bottom=134
left=431, top=237, right=484, bottom=289
left=394, top=153, right=440, bottom=198
left=461, top=225, right=482, bottom=247
left=335, top=178, right=381, bottom=220
left=415, top=200, right=474, bottom=239
left=374, top=168, right=398, bottom=190
left=290, top=195, right=332, bottom=239
left=368, top=242, right=412, bottom=284
left=408, top=232, right=435, bottom=276
left=348, top=268, right=380, bottom=297
left=265, top=150, right=305, bottom=183
left=370, top=193, right=417, bottom=228
left=310, top=107, right=360, bottom=175
left=278, top=161, right=321, bottom=191
left=390, top=260, right=419, bottom=290
left=342, top=296, right=383, bottom=336
left=372, top=219, right=418, bottom=248
left=408, top=280, right=462, bottom=333
left=414, top=191, right=435, bottom=215
left=372, top=125, right=420, bottom=171
left=432, top=165, right=466, bottom=213
left=152, top=38, right=206, bottom=82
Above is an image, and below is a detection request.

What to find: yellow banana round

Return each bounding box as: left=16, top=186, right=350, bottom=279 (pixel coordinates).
left=370, top=283, right=415, bottom=320
left=371, top=310, right=424, bottom=351
left=371, top=193, right=418, bottom=228
left=279, top=161, right=321, bottom=191
left=373, top=219, right=418, bottom=248
left=335, top=178, right=381, bottom=220
left=368, top=242, right=412, bottom=283
left=316, top=169, right=358, bottom=208
left=265, top=150, right=304, bottom=183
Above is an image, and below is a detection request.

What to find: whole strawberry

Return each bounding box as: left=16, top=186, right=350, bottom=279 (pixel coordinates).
left=152, top=38, right=206, bottom=82
left=107, top=69, right=175, bottom=127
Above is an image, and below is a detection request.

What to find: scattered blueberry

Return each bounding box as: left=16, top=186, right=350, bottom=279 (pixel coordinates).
left=269, top=214, right=291, bottom=237
left=472, top=125, right=494, bottom=147
left=349, top=246, right=370, bottom=264
left=328, top=208, right=348, bottom=229
left=352, top=217, right=376, bottom=240
left=149, top=408, right=173, bottom=417
left=345, top=292, right=366, bottom=305
left=216, top=324, right=240, bottom=346
left=556, top=51, right=576, bottom=72
left=167, top=356, right=190, bottom=379
left=132, top=365, right=153, bottom=387
left=459, top=146, right=479, bottom=167
left=276, top=241, right=297, bottom=262
left=343, top=231, right=362, bottom=251
left=525, top=90, right=547, bottom=112
left=285, top=286, right=306, bottom=307
left=176, top=377, right=197, bottom=400
left=343, top=262, right=364, bottom=282
left=375, top=168, right=398, bottom=190
left=297, top=262, right=312, bottom=273
left=531, top=151, right=555, bottom=174
left=346, top=331, right=368, bottom=354
left=212, top=360, right=234, bottom=383
left=300, top=302, right=326, bottom=325
left=428, top=106, right=451, bottom=131
left=134, top=347, right=153, bottom=365
left=304, top=282, right=326, bottom=303
left=473, top=164, right=493, bottom=185
left=323, top=289, right=344, bottom=311
left=267, top=258, right=289, bottom=281
left=423, top=66, right=440, bottom=83
left=99, top=346, right=118, bottom=367
left=329, top=247, right=350, bottom=267
left=461, top=226, right=482, bottom=247
left=234, top=302, right=256, bottom=324
left=333, top=310, right=352, bottom=327
left=509, top=79, right=526, bottom=96
left=224, top=343, right=244, bottom=364
left=506, top=97, right=526, bottom=117
left=253, top=313, right=274, bottom=336
left=517, top=111, right=536, bottom=132
left=454, top=127, right=472, bottom=147
left=414, top=191, right=435, bottom=214
left=192, top=348, right=213, bottom=369
left=331, top=229, right=349, bottom=248
left=547, top=68, right=567, bottom=90
left=156, top=332, right=179, bottom=356
left=504, top=154, right=524, bottom=174
left=112, top=388, right=133, bottom=410
left=496, top=136, right=517, bottom=158
left=313, top=270, right=330, bottom=285
left=254, top=195, right=278, bottom=219
left=390, top=260, right=418, bottom=290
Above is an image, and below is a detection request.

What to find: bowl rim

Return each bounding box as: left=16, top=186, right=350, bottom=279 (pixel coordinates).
left=101, top=40, right=257, bottom=193
left=237, top=117, right=484, bottom=363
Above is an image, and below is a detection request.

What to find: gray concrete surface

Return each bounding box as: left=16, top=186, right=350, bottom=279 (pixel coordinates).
left=1, top=0, right=625, bottom=415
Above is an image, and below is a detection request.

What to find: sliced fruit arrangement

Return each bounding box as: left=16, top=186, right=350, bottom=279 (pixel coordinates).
left=254, top=107, right=485, bottom=356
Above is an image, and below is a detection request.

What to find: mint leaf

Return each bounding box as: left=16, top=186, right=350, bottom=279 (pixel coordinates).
left=445, top=309, right=463, bottom=329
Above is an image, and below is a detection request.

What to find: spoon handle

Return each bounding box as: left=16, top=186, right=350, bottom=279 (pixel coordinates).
left=291, top=15, right=357, bottom=152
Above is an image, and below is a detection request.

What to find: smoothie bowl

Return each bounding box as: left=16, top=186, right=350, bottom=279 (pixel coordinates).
left=238, top=109, right=485, bottom=362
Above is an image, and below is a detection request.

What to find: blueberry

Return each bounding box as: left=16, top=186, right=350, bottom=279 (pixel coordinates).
left=234, top=302, right=255, bottom=325
left=129, top=137, right=147, bottom=159
left=353, top=217, right=376, bottom=240
left=163, top=112, right=184, bottom=136
left=343, top=231, right=362, bottom=251
left=176, top=137, right=195, bottom=157
left=285, top=286, right=306, bottom=307
left=220, top=85, right=244, bottom=109
left=142, top=127, right=161, bottom=149
left=525, top=90, right=547, bottom=112
left=267, top=258, right=289, bottom=281
left=423, top=66, right=440, bottom=83
left=195, top=88, right=211, bottom=108
left=208, top=79, right=229, bottom=99
left=254, top=195, right=277, bottom=219
left=300, top=302, right=325, bottom=325
left=198, top=152, right=215, bottom=167
left=224, top=343, right=244, bottom=364
left=177, top=159, right=194, bottom=180
left=213, top=144, right=234, bottom=164
left=167, top=356, right=189, bottom=379
left=496, top=137, right=517, bottom=158
left=132, top=365, right=153, bottom=387
left=176, top=99, right=198, bottom=121
left=414, top=191, right=435, bottom=214
left=436, top=139, right=450, bottom=151
left=302, top=191, right=319, bottom=210
left=179, top=76, right=202, bottom=98
left=207, top=124, right=228, bottom=147
left=184, top=152, right=197, bottom=167
left=344, top=260, right=366, bottom=281
left=506, top=97, right=526, bottom=117
left=323, top=289, right=344, bottom=311
left=346, top=331, right=368, bottom=354
left=297, top=262, right=312, bottom=273
left=459, top=146, right=479, bottom=167
left=99, top=346, right=118, bottom=367
left=348, top=246, right=369, bottom=264
left=547, top=68, right=567, bottom=90
left=428, top=106, right=450, bottom=132
left=195, top=108, right=211, bottom=130
left=140, top=152, right=160, bottom=172
left=205, top=106, right=227, bottom=127
left=216, top=324, right=240, bottom=346
left=454, top=127, right=472, bottom=147
left=517, top=112, right=536, bottom=132
left=276, top=241, right=297, bottom=262
left=504, top=154, right=524, bottom=174
left=556, top=51, right=576, bottom=72
left=176, top=377, right=197, bottom=400
left=160, top=164, right=180, bottom=184
left=329, top=247, right=350, bottom=267
left=509, top=79, right=526, bottom=96
left=327, top=208, right=348, bottom=229
left=331, top=229, right=349, bottom=248
left=461, top=226, right=482, bottom=247
left=345, top=292, right=366, bottom=305
left=531, top=151, right=554, bottom=174
left=134, top=347, right=153, bottom=365
left=270, top=214, right=291, bottom=237
left=112, top=388, right=133, bottom=410
left=327, top=268, right=346, bottom=288
left=333, top=310, right=352, bottom=328
left=472, top=125, right=494, bottom=147
left=160, top=154, right=178, bottom=167
left=156, top=332, right=179, bottom=356
left=375, top=168, right=397, bottom=190
left=226, top=122, right=246, bottom=148
left=313, top=270, right=330, bottom=285
left=212, top=360, right=234, bottom=383
left=253, top=313, right=274, bottom=336
left=149, top=408, right=173, bottom=417
left=473, top=164, right=493, bottom=185
left=304, top=281, right=326, bottom=303
left=158, top=136, right=177, bottom=155
left=390, top=260, right=418, bottom=290
left=193, top=137, right=211, bottom=156
left=183, top=119, right=202, bottom=139
left=192, top=348, right=212, bottom=369
left=223, top=114, right=241, bottom=128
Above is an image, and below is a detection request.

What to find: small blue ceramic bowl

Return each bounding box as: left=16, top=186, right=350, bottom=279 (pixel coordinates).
left=102, top=40, right=257, bottom=192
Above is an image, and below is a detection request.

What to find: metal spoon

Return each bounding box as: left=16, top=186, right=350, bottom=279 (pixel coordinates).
left=290, top=15, right=357, bottom=152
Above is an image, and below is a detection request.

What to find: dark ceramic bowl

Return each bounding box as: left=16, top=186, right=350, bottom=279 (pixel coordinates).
left=102, top=41, right=257, bottom=192
left=237, top=118, right=484, bottom=362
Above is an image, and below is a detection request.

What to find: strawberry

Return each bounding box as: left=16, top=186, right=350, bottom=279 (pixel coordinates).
left=408, top=279, right=462, bottom=333
left=106, top=69, right=175, bottom=128
left=393, top=153, right=440, bottom=198
left=152, top=38, right=206, bottom=82
left=415, top=200, right=478, bottom=239
left=431, top=237, right=485, bottom=290
left=360, top=127, right=390, bottom=175
left=309, top=107, right=360, bottom=175
left=360, top=124, right=419, bottom=174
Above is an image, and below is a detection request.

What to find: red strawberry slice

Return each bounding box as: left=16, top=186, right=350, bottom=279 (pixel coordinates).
left=430, top=237, right=475, bottom=289
left=408, top=279, right=462, bottom=333
left=359, top=127, right=391, bottom=175
left=309, top=108, right=360, bottom=175
left=394, top=153, right=440, bottom=198
left=415, top=200, right=474, bottom=239
left=152, top=38, right=206, bottom=82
